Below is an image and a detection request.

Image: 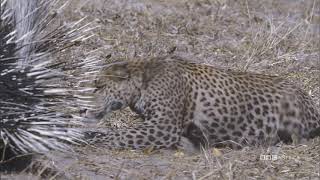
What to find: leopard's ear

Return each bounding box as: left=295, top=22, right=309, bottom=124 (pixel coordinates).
left=103, top=61, right=130, bottom=81
left=141, top=60, right=164, bottom=88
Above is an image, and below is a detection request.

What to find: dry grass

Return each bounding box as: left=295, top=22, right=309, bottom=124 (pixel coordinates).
left=4, top=0, right=320, bottom=179
left=19, top=137, right=318, bottom=179
left=76, top=0, right=320, bottom=102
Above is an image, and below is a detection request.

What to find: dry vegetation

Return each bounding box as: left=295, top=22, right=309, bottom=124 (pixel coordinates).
left=3, top=0, right=320, bottom=179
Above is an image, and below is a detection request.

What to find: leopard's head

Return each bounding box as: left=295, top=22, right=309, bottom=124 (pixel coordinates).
left=85, top=60, right=163, bottom=119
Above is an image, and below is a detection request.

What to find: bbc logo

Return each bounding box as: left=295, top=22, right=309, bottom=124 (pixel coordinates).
left=260, top=154, right=295, bottom=161
left=260, top=154, right=278, bottom=161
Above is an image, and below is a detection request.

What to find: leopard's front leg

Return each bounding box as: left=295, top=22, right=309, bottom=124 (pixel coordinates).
left=85, top=116, right=182, bottom=149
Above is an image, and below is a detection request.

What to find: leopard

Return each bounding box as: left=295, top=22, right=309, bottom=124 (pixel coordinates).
left=84, top=55, right=320, bottom=150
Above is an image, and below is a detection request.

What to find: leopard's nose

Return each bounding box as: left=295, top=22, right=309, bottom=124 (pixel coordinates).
left=79, top=109, right=87, bottom=117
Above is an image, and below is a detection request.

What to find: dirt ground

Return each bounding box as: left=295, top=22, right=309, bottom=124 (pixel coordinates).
left=3, top=0, right=320, bottom=179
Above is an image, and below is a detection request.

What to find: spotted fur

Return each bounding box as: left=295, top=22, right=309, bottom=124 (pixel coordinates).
left=85, top=56, right=320, bottom=149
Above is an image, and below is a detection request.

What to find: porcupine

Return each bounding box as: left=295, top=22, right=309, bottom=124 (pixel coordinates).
left=0, top=0, right=96, bottom=174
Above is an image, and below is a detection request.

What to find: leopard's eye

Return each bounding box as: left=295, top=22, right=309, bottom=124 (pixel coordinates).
left=93, top=87, right=99, bottom=93
left=94, top=79, right=99, bottom=86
